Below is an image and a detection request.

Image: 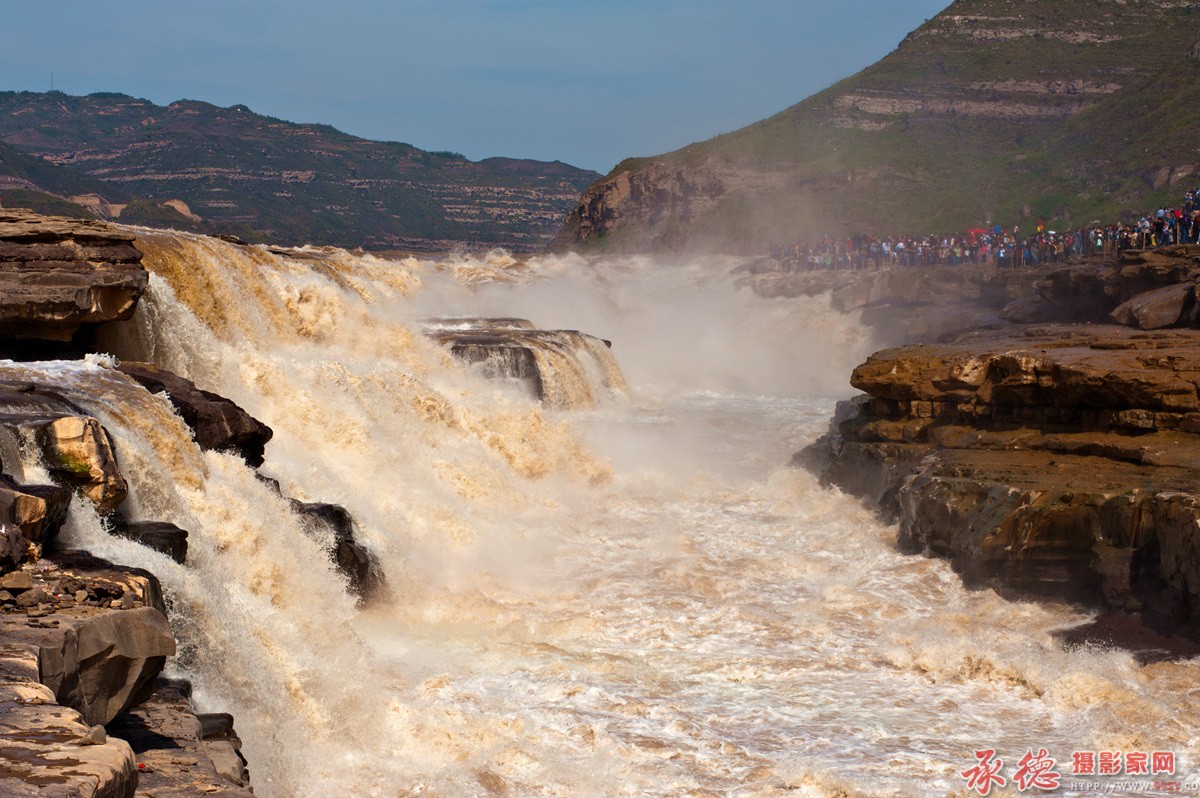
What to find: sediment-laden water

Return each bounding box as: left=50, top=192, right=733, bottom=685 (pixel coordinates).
left=16, top=233, right=1196, bottom=796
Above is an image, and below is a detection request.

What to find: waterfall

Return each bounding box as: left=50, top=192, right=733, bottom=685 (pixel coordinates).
left=422, top=317, right=628, bottom=409
left=36, top=230, right=1189, bottom=797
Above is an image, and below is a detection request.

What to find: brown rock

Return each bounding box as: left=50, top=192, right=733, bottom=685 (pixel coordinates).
left=803, top=323, right=1200, bottom=646
left=0, top=382, right=128, bottom=516
left=0, top=570, right=33, bottom=591
left=1110, top=282, right=1194, bottom=330
left=111, top=519, right=188, bottom=563
left=0, top=475, right=71, bottom=567
left=0, top=644, right=138, bottom=797
left=117, top=362, right=273, bottom=466
left=31, top=604, right=176, bottom=726
left=107, top=678, right=255, bottom=795
left=14, top=587, right=50, bottom=608
left=0, top=209, right=148, bottom=342
left=37, top=414, right=129, bottom=514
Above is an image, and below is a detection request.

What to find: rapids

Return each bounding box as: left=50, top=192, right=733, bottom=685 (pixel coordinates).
left=15, top=232, right=1194, bottom=796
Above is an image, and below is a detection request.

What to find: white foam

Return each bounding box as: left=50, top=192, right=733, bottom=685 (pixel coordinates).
left=24, top=232, right=1183, bottom=796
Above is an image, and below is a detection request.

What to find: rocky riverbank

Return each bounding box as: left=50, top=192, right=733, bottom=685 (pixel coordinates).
left=800, top=245, right=1200, bottom=658
left=0, top=208, right=393, bottom=795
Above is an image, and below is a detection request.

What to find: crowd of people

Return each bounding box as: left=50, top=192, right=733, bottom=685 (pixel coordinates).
left=770, top=191, right=1200, bottom=272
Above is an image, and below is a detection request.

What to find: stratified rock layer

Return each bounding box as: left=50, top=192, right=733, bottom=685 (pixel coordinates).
left=4, top=553, right=174, bottom=727
left=424, top=317, right=627, bottom=409
left=0, top=209, right=147, bottom=342
left=802, top=324, right=1200, bottom=640
left=739, top=264, right=1043, bottom=343
left=0, top=644, right=138, bottom=798
left=108, top=678, right=255, bottom=797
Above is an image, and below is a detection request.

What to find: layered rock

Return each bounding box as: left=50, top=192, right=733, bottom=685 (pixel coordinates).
left=424, top=317, right=627, bottom=409
left=0, top=643, right=138, bottom=798
left=1035, top=245, right=1200, bottom=328
left=3, top=552, right=173, bottom=727
left=0, top=554, right=187, bottom=796
left=554, top=1, right=1200, bottom=253
left=0, top=209, right=147, bottom=343
left=116, top=363, right=273, bottom=467
left=802, top=324, right=1200, bottom=644
left=107, top=678, right=254, bottom=797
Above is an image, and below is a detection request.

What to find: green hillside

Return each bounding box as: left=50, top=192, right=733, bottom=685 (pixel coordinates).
left=556, top=0, right=1200, bottom=252
left=0, top=91, right=600, bottom=251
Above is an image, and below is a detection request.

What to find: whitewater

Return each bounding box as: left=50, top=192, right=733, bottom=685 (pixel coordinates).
left=15, top=232, right=1198, bottom=797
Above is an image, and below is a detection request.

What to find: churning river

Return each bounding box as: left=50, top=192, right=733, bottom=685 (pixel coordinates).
left=16, top=233, right=1198, bottom=796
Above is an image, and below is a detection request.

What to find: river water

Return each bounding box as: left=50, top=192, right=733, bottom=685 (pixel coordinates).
left=19, top=233, right=1197, bottom=796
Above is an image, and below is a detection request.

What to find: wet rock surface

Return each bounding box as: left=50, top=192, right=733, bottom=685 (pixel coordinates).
left=110, top=520, right=188, bottom=565
left=802, top=323, right=1200, bottom=652
left=0, top=209, right=148, bottom=343
left=0, top=380, right=130, bottom=571
left=292, top=501, right=388, bottom=604
left=256, top=474, right=389, bottom=604
left=745, top=246, right=1200, bottom=346
left=116, top=362, right=273, bottom=467
left=423, top=317, right=627, bottom=409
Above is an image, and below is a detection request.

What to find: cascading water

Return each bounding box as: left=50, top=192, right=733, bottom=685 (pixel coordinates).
left=422, top=318, right=628, bottom=409
left=17, top=230, right=1189, bottom=797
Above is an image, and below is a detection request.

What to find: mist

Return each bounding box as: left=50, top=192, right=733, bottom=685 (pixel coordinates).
left=411, top=251, right=879, bottom=399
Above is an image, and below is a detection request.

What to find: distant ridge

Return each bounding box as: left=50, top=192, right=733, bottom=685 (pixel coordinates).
left=0, top=91, right=600, bottom=251
left=555, top=0, right=1200, bottom=254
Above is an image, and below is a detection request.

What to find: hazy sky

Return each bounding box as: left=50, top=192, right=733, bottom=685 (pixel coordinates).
left=1, top=1, right=948, bottom=173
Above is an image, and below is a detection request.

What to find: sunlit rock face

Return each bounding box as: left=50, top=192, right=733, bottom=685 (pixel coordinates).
left=0, top=209, right=147, bottom=342
left=801, top=323, right=1200, bottom=640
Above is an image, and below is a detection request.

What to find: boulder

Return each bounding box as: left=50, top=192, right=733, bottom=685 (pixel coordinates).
left=36, top=414, right=129, bottom=513
left=293, top=501, right=388, bottom=603
left=1110, top=282, right=1195, bottom=329
left=117, top=362, right=273, bottom=466
left=111, top=519, right=189, bottom=564
left=0, top=382, right=129, bottom=515
left=0, top=209, right=148, bottom=342
left=21, top=605, right=174, bottom=728
left=0, top=475, right=71, bottom=568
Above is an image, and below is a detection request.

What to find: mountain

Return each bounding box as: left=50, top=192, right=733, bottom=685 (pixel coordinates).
left=554, top=0, right=1200, bottom=253
left=0, top=91, right=600, bottom=251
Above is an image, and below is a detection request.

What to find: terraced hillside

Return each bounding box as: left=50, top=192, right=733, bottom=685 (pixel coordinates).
left=555, top=0, right=1200, bottom=253
left=0, top=92, right=600, bottom=251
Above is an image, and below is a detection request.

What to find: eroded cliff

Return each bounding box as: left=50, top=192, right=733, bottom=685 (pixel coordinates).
left=555, top=0, right=1200, bottom=253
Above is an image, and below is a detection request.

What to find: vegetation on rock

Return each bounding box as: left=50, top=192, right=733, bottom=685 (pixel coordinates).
left=0, top=91, right=601, bottom=251
left=557, top=0, right=1200, bottom=253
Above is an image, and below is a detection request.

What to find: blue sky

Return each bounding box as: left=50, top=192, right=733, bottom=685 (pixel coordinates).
left=0, top=1, right=948, bottom=173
